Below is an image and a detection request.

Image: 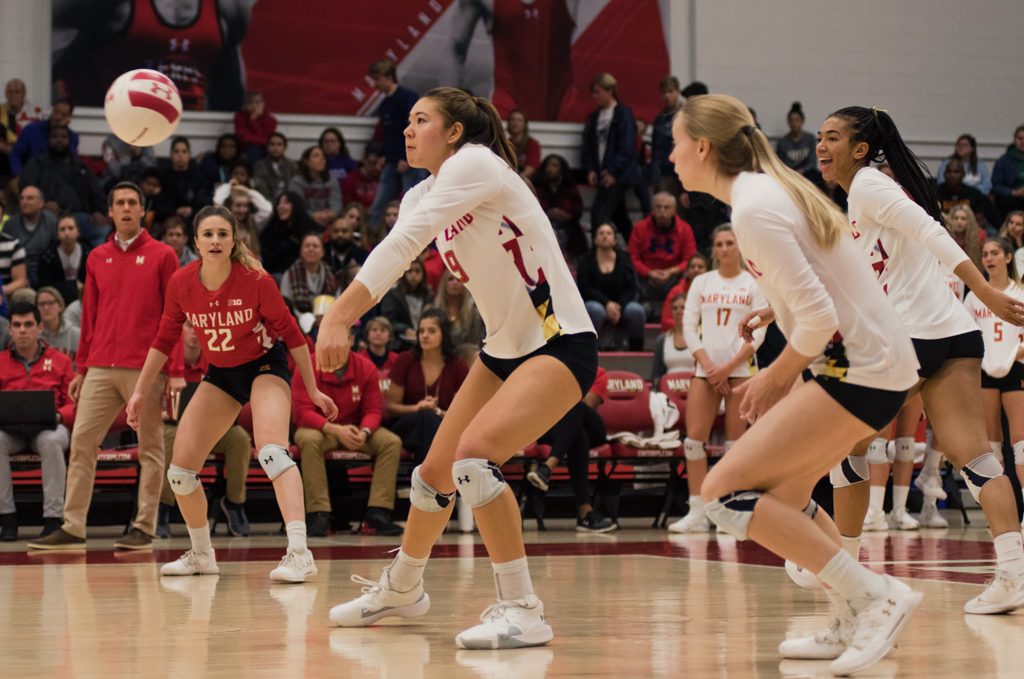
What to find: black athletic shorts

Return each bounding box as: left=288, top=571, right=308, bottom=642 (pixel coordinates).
left=912, top=330, right=984, bottom=379
left=204, top=342, right=291, bottom=405
left=813, top=375, right=908, bottom=431
left=981, top=361, right=1024, bottom=393
left=479, top=332, right=598, bottom=395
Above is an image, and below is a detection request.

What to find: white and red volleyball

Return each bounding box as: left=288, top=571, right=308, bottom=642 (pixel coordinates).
left=104, top=69, right=183, bottom=147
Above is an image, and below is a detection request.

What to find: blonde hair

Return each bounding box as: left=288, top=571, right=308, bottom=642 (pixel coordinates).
left=435, top=269, right=476, bottom=334
left=997, top=210, right=1024, bottom=249
left=680, top=94, right=848, bottom=249
left=946, top=205, right=983, bottom=271
left=193, top=205, right=263, bottom=272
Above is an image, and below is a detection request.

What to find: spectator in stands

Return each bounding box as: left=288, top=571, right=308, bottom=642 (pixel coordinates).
left=199, top=133, right=242, bottom=195
left=660, top=253, right=709, bottom=331
left=936, top=134, right=992, bottom=195
left=507, top=109, right=540, bottom=182
left=1, top=78, right=44, bottom=179
left=281, top=233, right=340, bottom=314
left=581, top=73, right=649, bottom=239
left=159, top=137, right=207, bottom=222
left=993, top=124, right=1024, bottom=218
left=217, top=185, right=264, bottom=257
left=937, top=157, right=1000, bottom=232
left=28, top=182, right=178, bottom=551
left=161, top=216, right=199, bottom=268
left=651, top=292, right=694, bottom=381
left=359, top=316, right=399, bottom=375
left=139, top=168, right=178, bottom=237
left=998, top=210, right=1024, bottom=274
left=947, top=204, right=985, bottom=271
left=19, top=125, right=106, bottom=246
left=535, top=154, right=586, bottom=258
left=36, top=287, right=78, bottom=359
left=434, top=269, right=483, bottom=347
left=36, top=213, right=89, bottom=303
left=260, top=191, right=319, bottom=275
left=775, top=102, right=818, bottom=180
left=577, top=223, right=645, bottom=351
left=290, top=145, right=342, bottom=227
left=0, top=225, right=27, bottom=299
left=5, top=185, right=56, bottom=287
left=381, top=258, right=434, bottom=350
left=320, top=127, right=357, bottom=186
left=9, top=98, right=77, bottom=176
left=99, top=134, right=156, bottom=189
left=326, top=207, right=369, bottom=286
left=629, top=191, right=697, bottom=317
left=366, top=199, right=401, bottom=252
left=253, top=132, right=299, bottom=202
left=234, top=91, right=277, bottom=160
left=650, top=76, right=683, bottom=194
left=385, top=309, right=468, bottom=464
left=342, top=143, right=385, bottom=213
left=0, top=301, right=74, bottom=541
left=294, top=349, right=404, bottom=537
left=366, top=59, right=429, bottom=224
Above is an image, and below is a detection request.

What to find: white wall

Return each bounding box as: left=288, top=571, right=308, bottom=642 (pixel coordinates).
left=0, top=0, right=51, bottom=110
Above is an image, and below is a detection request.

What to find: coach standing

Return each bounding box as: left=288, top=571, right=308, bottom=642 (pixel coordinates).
left=29, top=182, right=179, bottom=551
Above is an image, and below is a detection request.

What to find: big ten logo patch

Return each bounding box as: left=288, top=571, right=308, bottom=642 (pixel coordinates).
left=666, top=377, right=691, bottom=394
left=607, top=378, right=645, bottom=394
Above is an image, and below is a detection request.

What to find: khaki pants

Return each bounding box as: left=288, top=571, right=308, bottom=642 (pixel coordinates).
left=295, top=427, right=401, bottom=513
left=160, top=424, right=252, bottom=506
left=63, top=368, right=166, bottom=538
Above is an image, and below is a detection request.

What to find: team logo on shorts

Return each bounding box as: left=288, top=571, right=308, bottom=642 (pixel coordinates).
left=259, top=365, right=271, bottom=372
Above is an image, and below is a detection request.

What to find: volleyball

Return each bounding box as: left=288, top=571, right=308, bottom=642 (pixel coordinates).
left=103, top=69, right=183, bottom=146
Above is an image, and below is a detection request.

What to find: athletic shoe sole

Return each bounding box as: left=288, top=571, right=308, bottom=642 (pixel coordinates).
left=455, top=623, right=553, bottom=650
left=270, top=566, right=319, bottom=584
left=330, top=592, right=430, bottom=627
left=964, top=584, right=1024, bottom=614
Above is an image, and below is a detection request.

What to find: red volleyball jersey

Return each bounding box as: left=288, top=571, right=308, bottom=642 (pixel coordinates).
left=152, top=261, right=306, bottom=368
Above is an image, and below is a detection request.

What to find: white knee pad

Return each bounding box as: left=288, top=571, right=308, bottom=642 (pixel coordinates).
left=452, top=458, right=507, bottom=508
left=1014, top=441, right=1024, bottom=466
left=960, top=452, right=1005, bottom=503
left=893, top=437, right=916, bottom=463
left=167, top=463, right=201, bottom=495
left=410, top=465, right=455, bottom=512
left=866, top=438, right=889, bottom=464
left=684, top=437, right=707, bottom=461
left=803, top=499, right=819, bottom=520
left=704, top=490, right=762, bottom=540
left=829, top=455, right=870, bottom=488
left=257, top=444, right=296, bottom=481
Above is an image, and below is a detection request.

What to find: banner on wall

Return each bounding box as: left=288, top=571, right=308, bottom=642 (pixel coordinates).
left=52, top=0, right=670, bottom=122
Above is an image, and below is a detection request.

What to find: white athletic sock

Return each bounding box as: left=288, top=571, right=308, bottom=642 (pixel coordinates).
left=1013, top=441, right=1024, bottom=466
left=817, top=549, right=886, bottom=612
left=188, top=524, right=212, bottom=555
left=893, top=485, right=910, bottom=512
left=993, top=532, right=1024, bottom=578
left=492, top=557, right=534, bottom=601
left=868, top=485, right=885, bottom=513
left=841, top=535, right=862, bottom=560
left=990, top=441, right=1003, bottom=456
left=286, top=520, right=307, bottom=552
left=688, top=496, right=705, bottom=513
left=924, top=447, right=943, bottom=475
left=389, top=549, right=429, bottom=591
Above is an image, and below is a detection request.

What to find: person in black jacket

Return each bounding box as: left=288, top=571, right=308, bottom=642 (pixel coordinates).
left=576, top=222, right=646, bottom=350
left=36, top=212, right=90, bottom=304
left=380, top=258, right=434, bottom=350
left=259, top=191, right=319, bottom=276
left=158, top=137, right=208, bottom=223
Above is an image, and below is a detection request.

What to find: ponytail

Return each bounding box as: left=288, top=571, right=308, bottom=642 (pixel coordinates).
left=829, top=106, right=943, bottom=224
left=193, top=205, right=264, bottom=272
left=423, top=87, right=519, bottom=172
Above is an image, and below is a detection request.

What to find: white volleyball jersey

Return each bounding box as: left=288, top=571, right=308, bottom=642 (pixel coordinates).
left=946, top=272, right=965, bottom=303
left=355, top=144, right=594, bottom=359
left=730, top=172, right=919, bottom=392
left=964, top=283, right=1024, bottom=378
left=683, top=269, right=767, bottom=378
left=847, top=167, right=976, bottom=339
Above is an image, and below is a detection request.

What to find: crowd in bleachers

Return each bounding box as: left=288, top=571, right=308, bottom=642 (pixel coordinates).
left=1, top=63, right=1024, bottom=544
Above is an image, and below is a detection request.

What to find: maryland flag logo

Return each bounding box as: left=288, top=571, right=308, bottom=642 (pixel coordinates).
left=821, top=331, right=850, bottom=380
left=529, top=279, right=563, bottom=342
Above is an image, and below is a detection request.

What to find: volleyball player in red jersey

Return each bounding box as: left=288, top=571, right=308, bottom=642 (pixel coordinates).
left=127, top=206, right=337, bottom=582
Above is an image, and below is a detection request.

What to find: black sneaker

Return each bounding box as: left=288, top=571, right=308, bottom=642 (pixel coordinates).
left=361, top=507, right=404, bottom=536
left=526, top=463, right=552, bottom=492
left=577, top=510, right=616, bottom=533
left=307, top=511, right=332, bottom=538
left=0, top=513, right=17, bottom=542
left=39, top=518, right=62, bottom=539
left=156, top=504, right=172, bottom=539
left=219, top=497, right=250, bottom=537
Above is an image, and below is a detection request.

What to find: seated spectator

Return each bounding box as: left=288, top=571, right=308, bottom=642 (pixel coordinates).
left=158, top=136, right=207, bottom=222
left=216, top=183, right=272, bottom=253
left=385, top=309, right=468, bottom=463
left=342, top=144, right=385, bottom=213
left=326, top=207, right=369, bottom=286
left=947, top=204, right=985, bottom=271
left=660, top=253, right=710, bottom=331
left=577, top=223, right=645, bottom=350
left=293, top=350, right=403, bottom=537
left=0, top=226, right=27, bottom=298
left=36, top=212, right=89, bottom=303
left=233, top=91, right=277, bottom=160
left=381, top=258, right=434, bottom=350
left=535, top=154, right=586, bottom=257
left=651, top=292, right=695, bottom=381
left=936, top=134, right=992, bottom=195
left=364, top=199, right=400, bottom=251
left=139, top=168, right=176, bottom=234
left=434, top=269, right=483, bottom=347
left=99, top=134, right=156, bottom=189
left=775, top=102, right=818, bottom=180
left=628, top=191, right=697, bottom=316
left=937, top=157, right=1000, bottom=233
left=993, top=125, right=1024, bottom=218
left=160, top=216, right=199, bottom=268
left=199, top=133, right=242, bottom=195
left=290, top=145, right=341, bottom=227
left=0, top=302, right=74, bottom=541
left=19, top=125, right=107, bottom=246
left=36, top=287, right=79, bottom=360
left=4, top=185, right=56, bottom=287
left=253, top=132, right=299, bottom=201
left=507, top=109, right=540, bottom=182
left=280, top=233, right=340, bottom=313
left=9, top=98, right=77, bottom=176
left=650, top=76, right=684, bottom=194
left=259, top=191, right=319, bottom=275
left=358, top=316, right=399, bottom=375
left=0, top=78, right=44, bottom=178
left=319, top=127, right=357, bottom=186
left=998, top=210, right=1024, bottom=274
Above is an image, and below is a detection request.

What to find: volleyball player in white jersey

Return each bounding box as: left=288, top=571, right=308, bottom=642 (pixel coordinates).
left=672, top=94, right=921, bottom=676
left=966, top=237, right=1024, bottom=525
left=668, top=224, right=766, bottom=533
left=315, top=88, right=596, bottom=650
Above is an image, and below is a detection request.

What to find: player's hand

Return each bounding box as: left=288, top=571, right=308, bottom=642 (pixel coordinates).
left=738, top=307, right=774, bottom=343
left=705, top=362, right=734, bottom=393
left=69, top=374, right=84, bottom=403
left=310, top=389, right=339, bottom=422
left=126, top=392, right=145, bottom=431
left=315, top=319, right=352, bottom=372
left=979, top=286, right=1024, bottom=326
left=734, top=367, right=789, bottom=424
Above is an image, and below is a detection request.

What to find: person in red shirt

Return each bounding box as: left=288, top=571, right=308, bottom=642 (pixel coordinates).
left=29, top=182, right=180, bottom=553
left=293, top=350, right=403, bottom=538
left=342, top=145, right=384, bottom=212
left=507, top=109, right=540, bottom=183
left=126, top=205, right=338, bottom=583
left=233, top=92, right=277, bottom=160
left=0, top=302, right=76, bottom=541
left=659, top=253, right=710, bottom=331
left=629, top=191, right=698, bottom=314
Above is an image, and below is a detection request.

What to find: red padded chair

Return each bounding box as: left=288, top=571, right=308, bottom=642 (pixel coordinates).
left=597, top=370, right=653, bottom=434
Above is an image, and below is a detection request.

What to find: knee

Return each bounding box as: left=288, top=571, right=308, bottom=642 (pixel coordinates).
left=451, top=458, right=507, bottom=508
left=374, top=429, right=402, bottom=456
left=454, top=430, right=500, bottom=462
